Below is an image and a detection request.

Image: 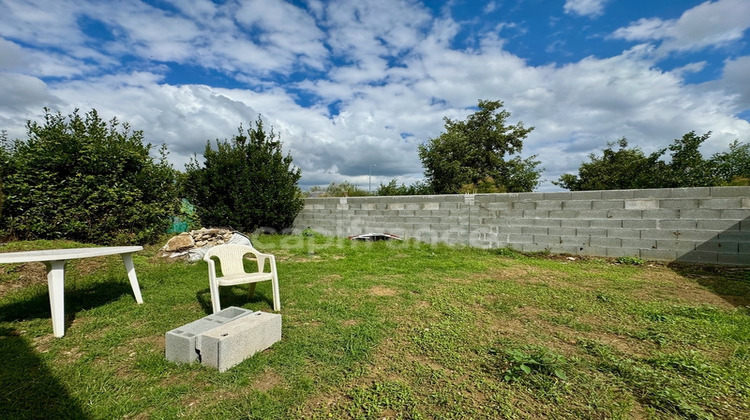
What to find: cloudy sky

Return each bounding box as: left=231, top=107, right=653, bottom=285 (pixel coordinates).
left=1, top=0, right=749, bottom=191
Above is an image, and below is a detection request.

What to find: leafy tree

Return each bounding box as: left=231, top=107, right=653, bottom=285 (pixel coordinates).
left=0, top=130, right=9, bottom=212
left=375, top=179, right=433, bottom=196
left=556, top=131, right=746, bottom=191
left=307, top=181, right=370, bottom=197
left=710, top=140, right=750, bottom=185
left=418, top=99, right=541, bottom=193
left=660, top=131, right=718, bottom=187
left=183, top=116, right=303, bottom=232
left=554, top=138, right=663, bottom=191
left=0, top=108, right=177, bottom=244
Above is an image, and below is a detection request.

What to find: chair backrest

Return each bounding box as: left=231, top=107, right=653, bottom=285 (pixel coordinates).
left=203, top=244, right=255, bottom=276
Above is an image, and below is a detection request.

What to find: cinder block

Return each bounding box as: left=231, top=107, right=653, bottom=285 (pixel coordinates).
left=593, top=200, right=625, bottom=210
left=697, top=220, right=739, bottom=231
left=563, top=200, right=593, bottom=210
left=569, top=191, right=603, bottom=200
left=548, top=227, right=577, bottom=236
left=548, top=210, right=579, bottom=219
left=642, top=209, right=680, bottom=220
left=606, top=248, right=641, bottom=258
left=660, top=199, right=699, bottom=210
left=640, top=249, right=678, bottom=261
left=200, top=311, right=282, bottom=373
left=718, top=253, right=750, bottom=266
left=710, top=186, right=750, bottom=197
left=536, top=200, right=563, bottom=210
left=534, top=219, right=562, bottom=227
left=669, top=187, right=711, bottom=198
left=576, top=228, right=608, bottom=237
left=521, top=226, right=548, bottom=235
left=658, top=220, right=698, bottom=230
left=601, top=189, right=635, bottom=199
left=543, top=192, right=572, bottom=200
left=607, top=229, right=641, bottom=239
left=632, top=188, right=672, bottom=199
left=590, top=237, right=621, bottom=247
left=676, top=251, right=718, bottom=264
left=513, top=202, right=536, bottom=210
left=590, top=219, right=622, bottom=228
left=608, top=210, right=645, bottom=220
left=533, top=235, right=561, bottom=245
left=699, top=198, right=744, bottom=209
left=718, top=231, right=750, bottom=243
left=721, top=210, right=750, bottom=220
left=165, top=307, right=255, bottom=364
left=625, top=199, right=658, bottom=210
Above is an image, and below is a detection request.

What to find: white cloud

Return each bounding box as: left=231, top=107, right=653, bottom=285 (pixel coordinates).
left=564, top=0, right=608, bottom=18
left=612, top=0, right=750, bottom=55
left=1, top=0, right=749, bottom=193
left=715, top=55, right=750, bottom=111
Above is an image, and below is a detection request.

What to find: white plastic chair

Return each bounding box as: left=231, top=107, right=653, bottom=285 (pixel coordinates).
left=203, top=244, right=280, bottom=313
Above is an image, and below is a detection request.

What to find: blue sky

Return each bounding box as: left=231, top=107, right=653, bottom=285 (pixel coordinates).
left=1, top=0, right=749, bottom=191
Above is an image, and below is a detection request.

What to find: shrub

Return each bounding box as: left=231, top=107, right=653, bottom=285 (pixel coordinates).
left=0, top=108, right=178, bottom=245
left=183, top=116, right=303, bottom=233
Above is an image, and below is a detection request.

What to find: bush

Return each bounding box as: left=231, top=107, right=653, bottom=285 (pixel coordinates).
left=0, top=108, right=178, bottom=245
left=183, top=116, right=303, bottom=233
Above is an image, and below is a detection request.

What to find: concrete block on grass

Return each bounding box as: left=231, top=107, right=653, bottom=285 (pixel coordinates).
left=165, top=306, right=254, bottom=364
left=200, top=311, right=282, bottom=373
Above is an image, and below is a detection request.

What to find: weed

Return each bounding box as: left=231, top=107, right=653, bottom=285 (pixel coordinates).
left=496, top=346, right=568, bottom=383
left=492, top=247, right=522, bottom=258
left=615, top=256, right=645, bottom=265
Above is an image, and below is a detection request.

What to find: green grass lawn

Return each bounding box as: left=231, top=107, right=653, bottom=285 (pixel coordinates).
left=1, top=235, right=749, bottom=419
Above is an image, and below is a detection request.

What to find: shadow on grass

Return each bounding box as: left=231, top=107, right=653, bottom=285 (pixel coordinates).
left=667, top=215, right=750, bottom=308
left=668, top=263, right=750, bottom=308
left=0, top=280, right=136, bottom=330
left=195, top=285, right=275, bottom=315
left=0, top=327, right=90, bottom=419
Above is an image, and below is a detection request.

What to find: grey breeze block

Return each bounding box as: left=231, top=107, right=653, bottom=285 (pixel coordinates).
left=200, top=311, right=282, bottom=372
left=165, top=306, right=254, bottom=364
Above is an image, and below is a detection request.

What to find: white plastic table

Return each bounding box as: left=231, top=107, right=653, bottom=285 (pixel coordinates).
left=0, top=246, right=144, bottom=337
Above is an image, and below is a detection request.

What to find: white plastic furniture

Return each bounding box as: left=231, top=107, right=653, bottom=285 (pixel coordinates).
left=0, top=246, right=144, bottom=337
left=203, top=244, right=280, bottom=313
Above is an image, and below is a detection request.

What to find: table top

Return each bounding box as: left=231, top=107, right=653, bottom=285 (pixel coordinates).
left=0, top=246, right=144, bottom=264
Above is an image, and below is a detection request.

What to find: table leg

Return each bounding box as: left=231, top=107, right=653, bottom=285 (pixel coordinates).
left=44, top=260, right=67, bottom=338
left=122, top=253, right=144, bottom=304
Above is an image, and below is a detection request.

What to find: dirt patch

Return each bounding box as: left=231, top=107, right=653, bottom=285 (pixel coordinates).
left=631, top=269, right=740, bottom=309
left=0, top=262, right=47, bottom=295
left=68, top=256, right=109, bottom=276
left=252, top=368, right=283, bottom=392
left=369, top=286, right=398, bottom=296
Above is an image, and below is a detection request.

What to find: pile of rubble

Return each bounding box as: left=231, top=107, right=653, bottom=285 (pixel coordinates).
left=160, top=228, right=251, bottom=262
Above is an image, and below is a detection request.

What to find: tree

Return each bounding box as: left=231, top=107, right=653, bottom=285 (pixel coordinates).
left=556, top=131, right=738, bottom=191
left=0, top=108, right=177, bottom=244
left=307, top=181, right=370, bottom=197
left=418, top=99, right=541, bottom=193
left=660, top=131, right=717, bottom=187
left=710, top=140, right=750, bottom=185
left=183, top=116, right=303, bottom=232
left=375, top=179, right=433, bottom=196
left=554, top=138, right=663, bottom=191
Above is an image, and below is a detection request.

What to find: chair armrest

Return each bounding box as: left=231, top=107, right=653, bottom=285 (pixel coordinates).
left=254, top=252, right=277, bottom=273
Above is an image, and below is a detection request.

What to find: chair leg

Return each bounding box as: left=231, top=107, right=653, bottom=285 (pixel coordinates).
left=247, top=283, right=257, bottom=299
left=209, top=282, right=222, bottom=314
left=271, top=275, right=281, bottom=311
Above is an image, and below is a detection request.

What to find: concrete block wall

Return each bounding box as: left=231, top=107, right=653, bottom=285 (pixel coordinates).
left=293, top=186, right=750, bottom=266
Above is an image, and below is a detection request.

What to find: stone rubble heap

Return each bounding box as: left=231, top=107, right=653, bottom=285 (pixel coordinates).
left=160, top=228, right=251, bottom=262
